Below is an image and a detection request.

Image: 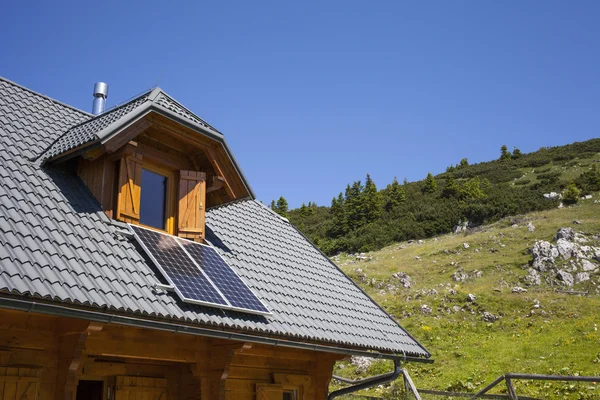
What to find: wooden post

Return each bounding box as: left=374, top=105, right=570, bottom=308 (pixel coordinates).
left=54, top=321, right=103, bottom=400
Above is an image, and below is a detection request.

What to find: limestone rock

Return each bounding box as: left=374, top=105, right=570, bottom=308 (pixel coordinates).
left=511, top=286, right=528, bottom=293
left=554, top=227, right=575, bottom=242
left=581, top=260, right=598, bottom=272
left=392, top=272, right=412, bottom=288
left=556, top=270, right=574, bottom=287
left=576, top=272, right=590, bottom=283
left=351, top=356, right=373, bottom=373
left=466, top=293, right=477, bottom=302
left=524, top=268, right=541, bottom=286
left=544, top=192, right=562, bottom=200
left=421, top=304, right=432, bottom=314
left=556, top=238, right=577, bottom=259
left=483, top=312, right=499, bottom=322
left=451, top=271, right=469, bottom=282
left=531, top=240, right=558, bottom=272
left=527, top=222, right=536, bottom=232
left=463, top=243, right=470, bottom=249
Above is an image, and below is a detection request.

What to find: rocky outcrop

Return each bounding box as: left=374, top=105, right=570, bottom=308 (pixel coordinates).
left=528, top=228, right=599, bottom=287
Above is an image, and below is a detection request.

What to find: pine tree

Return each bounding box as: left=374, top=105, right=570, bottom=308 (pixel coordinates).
left=385, top=177, right=406, bottom=211
left=329, top=192, right=348, bottom=236
left=274, top=196, right=289, bottom=217
left=299, top=203, right=309, bottom=217
left=442, top=176, right=460, bottom=198
left=423, top=172, right=437, bottom=194
left=345, top=181, right=365, bottom=230
left=363, top=174, right=381, bottom=222
left=500, top=145, right=512, bottom=161
left=512, top=147, right=522, bottom=159
left=459, top=158, right=469, bottom=168
left=563, top=182, right=580, bottom=205
left=270, top=200, right=276, bottom=211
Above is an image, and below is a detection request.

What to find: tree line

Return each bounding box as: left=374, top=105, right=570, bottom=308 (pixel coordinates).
left=271, top=139, right=600, bottom=255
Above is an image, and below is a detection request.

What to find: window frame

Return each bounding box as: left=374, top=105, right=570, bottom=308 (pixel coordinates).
left=136, top=160, right=176, bottom=235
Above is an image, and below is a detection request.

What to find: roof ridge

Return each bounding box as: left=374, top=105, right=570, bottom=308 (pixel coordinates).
left=151, top=90, right=220, bottom=133
left=63, top=88, right=154, bottom=133
left=0, top=75, right=92, bottom=117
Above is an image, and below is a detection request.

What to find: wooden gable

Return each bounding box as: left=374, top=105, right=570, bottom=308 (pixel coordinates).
left=76, top=111, right=250, bottom=241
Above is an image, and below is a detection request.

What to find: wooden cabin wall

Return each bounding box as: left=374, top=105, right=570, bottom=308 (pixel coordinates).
left=77, top=155, right=116, bottom=218
left=0, top=310, right=343, bottom=400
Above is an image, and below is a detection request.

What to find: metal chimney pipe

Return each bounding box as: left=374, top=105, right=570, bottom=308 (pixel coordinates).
left=92, top=82, right=108, bottom=115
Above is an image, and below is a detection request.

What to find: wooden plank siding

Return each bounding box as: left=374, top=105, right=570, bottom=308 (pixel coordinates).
left=0, top=310, right=344, bottom=400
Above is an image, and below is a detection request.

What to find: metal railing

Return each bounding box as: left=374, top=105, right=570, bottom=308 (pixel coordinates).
left=402, top=372, right=600, bottom=399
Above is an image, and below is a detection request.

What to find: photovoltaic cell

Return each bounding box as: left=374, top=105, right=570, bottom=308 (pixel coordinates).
left=178, top=239, right=270, bottom=314
left=129, top=224, right=270, bottom=316
left=129, top=225, right=227, bottom=307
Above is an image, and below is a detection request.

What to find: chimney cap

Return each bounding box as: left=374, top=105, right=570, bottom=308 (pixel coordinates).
left=93, top=82, right=108, bottom=98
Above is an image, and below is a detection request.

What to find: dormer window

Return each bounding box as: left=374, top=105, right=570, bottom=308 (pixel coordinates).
left=44, top=88, right=252, bottom=243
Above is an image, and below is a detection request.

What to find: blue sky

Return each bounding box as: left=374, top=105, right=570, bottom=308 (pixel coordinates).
left=2, top=2, right=599, bottom=208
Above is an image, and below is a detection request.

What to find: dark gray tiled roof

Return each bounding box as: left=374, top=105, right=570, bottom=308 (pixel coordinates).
left=154, top=92, right=219, bottom=132
left=38, top=88, right=220, bottom=163
left=40, top=92, right=152, bottom=162
left=0, top=76, right=429, bottom=357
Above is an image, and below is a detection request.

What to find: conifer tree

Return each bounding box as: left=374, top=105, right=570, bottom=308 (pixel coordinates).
left=512, top=147, right=522, bottom=159
left=345, top=181, right=365, bottom=230
left=423, top=172, right=437, bottom=194
left=459, top=158, right=469, bottom=168
left=385, top=177, right=406, bottom=211
left=442, top=176, right=460, bottom=198
left=270, top=200, right=276, bottom=211
left=363, top=174, right=381, bottom=222
left=330, top=192, right=348, bottom=236
left=500, top=145, right=512, bottom=160
left=273, top=196, right=289, bottom=217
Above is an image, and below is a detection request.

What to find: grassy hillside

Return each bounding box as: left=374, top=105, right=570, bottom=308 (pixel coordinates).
left=287, top=138, right=600, bottom=256
left=329, top=197, right=600, bottom=399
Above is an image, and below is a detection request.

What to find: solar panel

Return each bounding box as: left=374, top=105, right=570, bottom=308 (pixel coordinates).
left=128, top=224, right=271, bottom=316
left=178, top=239, right=271, bottom=315
left=129, top=225, right=228, bottom=308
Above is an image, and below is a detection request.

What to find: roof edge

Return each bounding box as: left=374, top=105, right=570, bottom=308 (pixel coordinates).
left=285, top=214, right=432, bottom=358
left=0, top=75, right=92, bottom=117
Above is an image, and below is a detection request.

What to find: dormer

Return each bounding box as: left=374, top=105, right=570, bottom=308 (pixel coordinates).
left=39, top=88, right=253, bottom=241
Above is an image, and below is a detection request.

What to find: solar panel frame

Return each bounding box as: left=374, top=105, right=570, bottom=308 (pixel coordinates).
left=128, top=224, right=230, bottom=309
left=128, top=224, right=271, bottom=316
left=177, top=238, right=271, bottom=316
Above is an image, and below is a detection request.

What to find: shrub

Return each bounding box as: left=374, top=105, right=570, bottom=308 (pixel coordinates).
left=563, top=182, right=580, bottom=205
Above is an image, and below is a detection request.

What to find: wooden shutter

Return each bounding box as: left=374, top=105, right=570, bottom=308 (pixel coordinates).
left=0, top=367, right=40, bottom=400
left=256, top=384, right=283, bottom=400
left=116, top=154, right=143, bottom=224
left=115, top=376, right=167, bottom=400
left=178, top=171, right=206, bottom=241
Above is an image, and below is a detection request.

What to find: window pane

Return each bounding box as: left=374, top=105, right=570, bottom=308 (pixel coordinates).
left=140, top=169, right=167, bottom=230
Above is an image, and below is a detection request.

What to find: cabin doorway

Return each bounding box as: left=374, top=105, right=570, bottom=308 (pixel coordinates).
left=76, top=380, right=103, bottom=400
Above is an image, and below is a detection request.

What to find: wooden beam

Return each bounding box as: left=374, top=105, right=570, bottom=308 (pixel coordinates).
left=204, top=146, right=236, bottom=199
left=206, top=175, right=226, bottom=194
left=104, top=119, right=153, bottom=153
left=55, top=321, right=104, bottom=400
